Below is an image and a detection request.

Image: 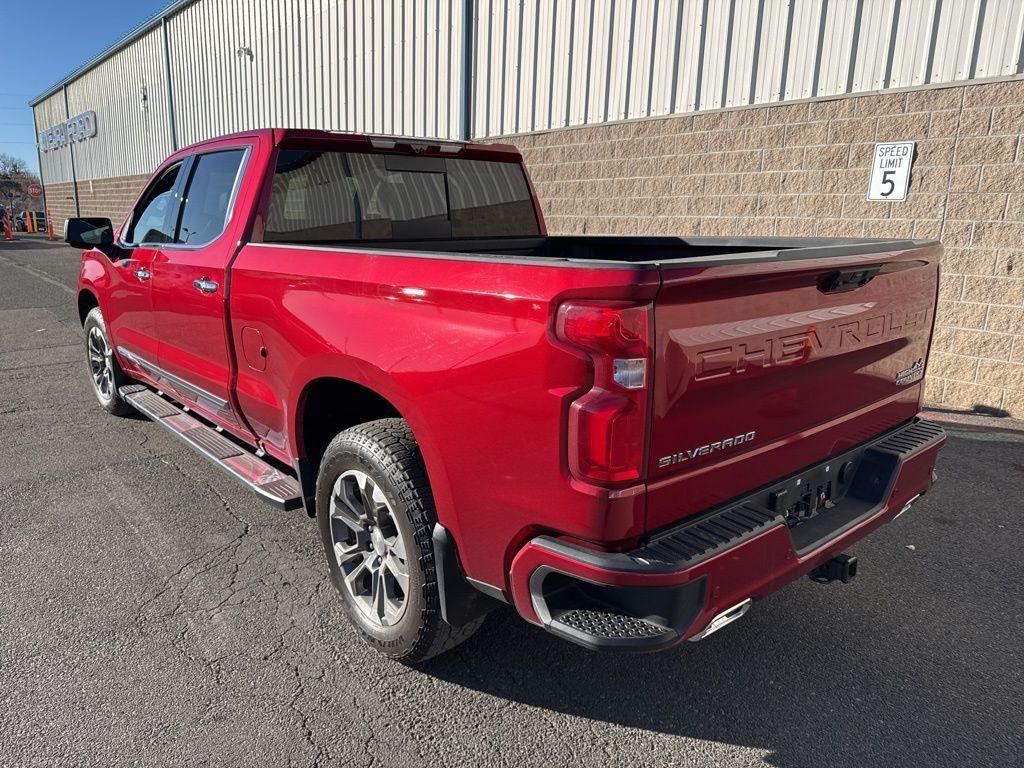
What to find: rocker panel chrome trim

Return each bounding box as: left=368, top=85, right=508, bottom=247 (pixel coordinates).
left=116, top=346, right=229, bottom=410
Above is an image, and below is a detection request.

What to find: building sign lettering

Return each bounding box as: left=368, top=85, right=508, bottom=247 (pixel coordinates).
left=38, top=111, right=97, bottom=152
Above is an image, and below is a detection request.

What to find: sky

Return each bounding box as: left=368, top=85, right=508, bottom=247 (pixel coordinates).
left=0, top=0, right=169, bottom=174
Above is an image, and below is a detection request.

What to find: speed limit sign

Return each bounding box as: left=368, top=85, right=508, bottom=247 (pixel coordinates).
left=867, top=141, right=915, bottom=202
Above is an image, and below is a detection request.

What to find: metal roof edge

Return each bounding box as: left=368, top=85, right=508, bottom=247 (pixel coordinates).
left=28, top=0, right=197, bottom=107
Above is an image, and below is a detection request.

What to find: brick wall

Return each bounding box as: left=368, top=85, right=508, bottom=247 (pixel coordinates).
left=42, top=174, right=149, bottom=240
left=42, top=182, right=76, bottom=237
left=513, top=79, right=1024, bottom=418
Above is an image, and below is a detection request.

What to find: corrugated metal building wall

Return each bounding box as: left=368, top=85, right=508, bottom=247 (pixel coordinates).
left=32, top=0, right=1024, bottom=184
left=64, top=27, right=174, bottom=181
left=166, top=0, right=467, bottom=148
left=36, top=0, right=470, bottom=185
left=32, top=92, right=74, bottom=186
left=472, top=0, right=1024, bottom=135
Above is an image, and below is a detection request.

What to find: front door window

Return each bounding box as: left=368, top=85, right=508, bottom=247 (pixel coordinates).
left=124, top=163, right=181, bottom=245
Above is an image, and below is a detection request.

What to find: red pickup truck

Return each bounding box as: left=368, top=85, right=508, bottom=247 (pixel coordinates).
left=67, top=129, right=945, bottom=662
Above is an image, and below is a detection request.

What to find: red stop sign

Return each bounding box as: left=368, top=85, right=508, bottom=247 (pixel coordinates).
left=27, top=183, right=42, bottom=198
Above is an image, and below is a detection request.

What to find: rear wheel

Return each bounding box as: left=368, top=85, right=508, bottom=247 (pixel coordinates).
left=330, top=467, right=411, bottom=628
left=83, top=307, right=132, bottom=416
left=316, top=419, right=485, bottom=663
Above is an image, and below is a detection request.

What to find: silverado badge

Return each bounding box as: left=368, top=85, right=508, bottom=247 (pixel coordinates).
left=658, top=431, right=757, bottom=468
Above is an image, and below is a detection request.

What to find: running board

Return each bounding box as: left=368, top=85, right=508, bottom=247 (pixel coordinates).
left=120, top=384, right=303, bottom=510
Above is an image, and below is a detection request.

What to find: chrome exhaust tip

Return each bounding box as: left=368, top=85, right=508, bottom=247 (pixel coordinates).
left=688, top=598, right=753, bottom=642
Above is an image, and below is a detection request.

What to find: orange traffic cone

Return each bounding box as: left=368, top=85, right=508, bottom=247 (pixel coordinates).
left=2, top=210, right=13, bottom=241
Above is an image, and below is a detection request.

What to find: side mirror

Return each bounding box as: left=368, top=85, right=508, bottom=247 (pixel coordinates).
left=64, top=217, right=114, bottom=249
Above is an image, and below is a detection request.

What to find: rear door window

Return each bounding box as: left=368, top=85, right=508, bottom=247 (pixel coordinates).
left=174, top=149, right=247, bottom=246
left=264, top=150, right=539, bottom=243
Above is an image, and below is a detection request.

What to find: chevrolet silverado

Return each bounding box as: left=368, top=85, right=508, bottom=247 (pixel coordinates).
left=66, top=129, right=945, bottom=662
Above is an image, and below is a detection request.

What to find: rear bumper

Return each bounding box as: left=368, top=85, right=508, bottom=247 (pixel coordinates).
left=509, top=418, right=945, bottom=651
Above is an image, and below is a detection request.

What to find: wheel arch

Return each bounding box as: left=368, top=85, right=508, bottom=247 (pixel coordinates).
left=293, top=375, right=416, bottom=518
left=77, top=288, right=100, bottom=325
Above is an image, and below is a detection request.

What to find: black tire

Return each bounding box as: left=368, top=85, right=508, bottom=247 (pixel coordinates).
left=83, top=307, right=133, bottom=417
left=316, top=418, right=485, bottom=663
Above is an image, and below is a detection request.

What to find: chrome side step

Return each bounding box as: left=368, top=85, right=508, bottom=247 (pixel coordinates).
left=120, top=384, right=302, bottom=510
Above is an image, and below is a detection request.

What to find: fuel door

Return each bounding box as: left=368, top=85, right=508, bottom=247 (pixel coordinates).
left=241, top=326, right=267, bottom=371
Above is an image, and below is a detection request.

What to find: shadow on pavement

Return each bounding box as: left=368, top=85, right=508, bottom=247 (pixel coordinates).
left=422, top=435, right=1022, bottom=767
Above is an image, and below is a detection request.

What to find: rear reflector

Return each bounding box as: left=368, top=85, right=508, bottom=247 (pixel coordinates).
left=613, top=358, right=647, bottom=389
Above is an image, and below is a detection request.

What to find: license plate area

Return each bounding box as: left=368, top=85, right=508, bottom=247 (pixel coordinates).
left=770, top=461, right=851, bottom=529
left=769, top=444, right=897, bottom=554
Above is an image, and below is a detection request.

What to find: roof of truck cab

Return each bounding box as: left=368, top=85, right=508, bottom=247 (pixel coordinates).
left=178, top=128, right=522, bottom=160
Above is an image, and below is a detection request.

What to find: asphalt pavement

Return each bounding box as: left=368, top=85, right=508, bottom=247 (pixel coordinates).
left=1, top=234, right=1022, bottom=767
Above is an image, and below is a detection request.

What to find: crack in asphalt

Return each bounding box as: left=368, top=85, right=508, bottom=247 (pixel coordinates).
left=0, top=251, right=77, bottom=296
left=0, top=358, right=85, bottom=372
left=125, top=442, right=335, bottom=767
left=0, top=341, right=80, bottom=354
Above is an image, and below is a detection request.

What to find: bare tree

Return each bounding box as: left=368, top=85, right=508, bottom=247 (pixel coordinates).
left=0, top=153, right=40, bottom=213
left=0, top=153, right=28, bottom=176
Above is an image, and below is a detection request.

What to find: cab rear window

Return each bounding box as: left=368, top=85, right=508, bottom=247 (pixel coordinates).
left=263, top=150, right=539, bottom=243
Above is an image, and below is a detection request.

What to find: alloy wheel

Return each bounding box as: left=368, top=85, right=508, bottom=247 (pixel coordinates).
left=87, top=325, right=114, bottom=400
left=329, top=469, right=410, bottom=627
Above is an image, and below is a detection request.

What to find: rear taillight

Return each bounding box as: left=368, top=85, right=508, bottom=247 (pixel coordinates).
left=556, top=302, right=652, bottom=485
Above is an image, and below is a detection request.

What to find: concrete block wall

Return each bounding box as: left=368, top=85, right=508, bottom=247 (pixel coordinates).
left=43, top=174, right=149, bottom=239
left=41, top=182, right=77, bottom=237
left=513, top=79, right=1024, bottom=418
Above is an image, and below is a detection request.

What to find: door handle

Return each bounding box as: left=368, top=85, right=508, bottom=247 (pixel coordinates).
left=133, top=267, right=151, bottom=281
left=193, top=278, right=219, bottom=294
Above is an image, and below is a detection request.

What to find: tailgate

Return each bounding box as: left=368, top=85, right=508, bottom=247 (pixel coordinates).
left=645, top=241, right=940, bottom=531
